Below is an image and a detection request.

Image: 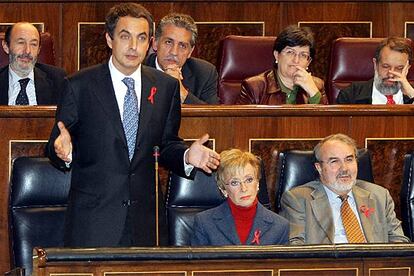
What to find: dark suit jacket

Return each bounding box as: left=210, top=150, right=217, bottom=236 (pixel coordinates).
left=191, top=201, right=289, bottom=246
left=0, top=63, right=66, bottom=105
left=46, top=63, right=188, bottom=247
left=280, top=180, right=410, bottom=244
left=336, top=78, right=414, bottom=104
left=145, top=53, right=219, bottom=104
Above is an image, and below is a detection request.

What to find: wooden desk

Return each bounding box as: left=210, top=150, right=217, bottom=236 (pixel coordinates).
left=1, top=105, right=414, bottom=274
left=33, top=244, right=414, bottom=276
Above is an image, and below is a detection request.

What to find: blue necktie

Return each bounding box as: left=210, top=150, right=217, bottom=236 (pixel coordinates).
left=15, top=78, right=30, bottom=105
left=122, top=77, right=139, bottom=160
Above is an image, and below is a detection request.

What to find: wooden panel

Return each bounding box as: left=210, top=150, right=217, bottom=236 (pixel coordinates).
left=0, top=3, right=61, bottom=65
left=194, top=271, right=271, bottom=276
left=369, top=268, right=410, bottom=276
left=0, top=109, right=55, bottom=276
left=389, top=3, right=414, bottom=37
left=1, top=105, right=414, bottom=274
left=32, top=246, right=414, bottom=276
left=0, top=1, right=413, bottom=75
left=366, top=139, right=414, bottom=218
left=279, top=2, right=387, bottom=36
left=250, top=139, right=320, bottom=207
left=279, top=269, right=357, bottom=276
left=61, top=2, right=115, bottom=73
left=299, top=22, right=371, bottom=82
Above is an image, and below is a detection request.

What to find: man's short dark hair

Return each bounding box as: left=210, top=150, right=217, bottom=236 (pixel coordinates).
left=155, top=13, right=198, bottom=47
left=4, top=22, right=41, bottom=47
left=273, top=25, right=315, bottom=59
left=105, top=3, right=154, bottom=39
left=374, top=37, right=413, bottom=64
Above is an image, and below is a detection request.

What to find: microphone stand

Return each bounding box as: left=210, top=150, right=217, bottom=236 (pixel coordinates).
left=153, top=146, right=160, bottom=246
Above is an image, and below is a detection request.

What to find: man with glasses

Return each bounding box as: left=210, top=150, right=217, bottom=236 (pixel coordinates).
left=337, top=37, right=414, bottom=104
left=280, top=133, right=409, bottom=244
left=237, top=25, right=328, bottom=105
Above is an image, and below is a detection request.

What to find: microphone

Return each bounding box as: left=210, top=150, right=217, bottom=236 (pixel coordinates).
left=153, top=146, right=160, bottom=246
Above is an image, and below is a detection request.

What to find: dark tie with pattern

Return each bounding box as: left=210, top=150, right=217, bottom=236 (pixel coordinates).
left=339, top=195, right=366, bottom=243
left=15, top=78, right=30, bottom=105
left=122, top=77, right=139, bottom=161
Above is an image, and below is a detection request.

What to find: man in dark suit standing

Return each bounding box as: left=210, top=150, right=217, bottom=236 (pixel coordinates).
left=46, top=3, right=220, bottom=247
left=145, top=13, right=219, bottom=104
left=336, top=37, right=414, bottom=105
left=0, top=22, right=66, bottom=105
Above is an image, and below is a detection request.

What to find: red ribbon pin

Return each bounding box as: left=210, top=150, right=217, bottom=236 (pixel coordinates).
left=360, top=205, right=375, bottom=218
left=251, top=229, right=261, bottom=245
left=148, top=87, right=157, bottom=104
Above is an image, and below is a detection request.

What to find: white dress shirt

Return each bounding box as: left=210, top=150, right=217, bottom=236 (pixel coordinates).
left=108, top=56, right=142, bottom=121
left=8, top=68, right=37, bottom=105
left=323, top=185, right=365, bottom=243
left=371, top=84, right=404, bottom=104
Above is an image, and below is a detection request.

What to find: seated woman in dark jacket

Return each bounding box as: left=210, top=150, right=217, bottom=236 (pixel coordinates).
left=237, top=25, right=328, bottom=105
left=191, top=149, right=289, bottom=246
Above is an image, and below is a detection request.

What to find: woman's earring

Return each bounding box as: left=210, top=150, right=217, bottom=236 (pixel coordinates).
left=275, top=60, right=278, bottom=64
left=306, top=66, right=309, bottom=70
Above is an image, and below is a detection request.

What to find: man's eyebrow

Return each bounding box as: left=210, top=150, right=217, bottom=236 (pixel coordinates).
left=118, top=29, right=131, bottom=35
left=327, top=157, right=339, bottom=161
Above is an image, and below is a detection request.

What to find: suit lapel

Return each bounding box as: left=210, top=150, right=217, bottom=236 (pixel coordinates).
left=213, top=203, right=241, bottom=245
left=181, top=63, right=194, bottom=92
left=93, top=64, right=127, bottom=149
left=34, top=67, right=53, bottom=104
left=310, top=183, right=335, bottom=243
left=0, top=66, right=9, bottom=104
left=246, top=204, right=272, bottom=245
left=357, top=79, right=374, bottom=104
left=134, top=66, right=154, bottom=149
left=352, top=185, right=375, bottom=242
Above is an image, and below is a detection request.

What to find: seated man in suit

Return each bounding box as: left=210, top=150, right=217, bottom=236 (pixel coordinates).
left=145, top=13, right=219, bottom=104
left=0, top=22, right=66, bottom=105
left=191, top=149, right=289, bottom=246
left=336, top=37, right=414, bottom=104
left=280, top=133, right=410, bottom=244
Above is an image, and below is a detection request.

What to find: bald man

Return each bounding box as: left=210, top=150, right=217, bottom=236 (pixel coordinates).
left=0, top=22, right=66, bottom=105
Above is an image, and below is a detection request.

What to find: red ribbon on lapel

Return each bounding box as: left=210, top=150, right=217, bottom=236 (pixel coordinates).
left=148, top=86, right=157, bottom=104
left=359, top=205, right=375, bottom=218
left=251, top=229, right=261, bottom=245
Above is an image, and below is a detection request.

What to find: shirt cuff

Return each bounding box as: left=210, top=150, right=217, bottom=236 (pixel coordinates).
left=309, top=91, right=322, bottom=104
left=183, top=148, right=194, bottom=176
left=64, top=152, right=72, bottom=168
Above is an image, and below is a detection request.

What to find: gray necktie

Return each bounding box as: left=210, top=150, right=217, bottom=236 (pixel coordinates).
left=15, top=78, right=30, bottom=105
left=122, top=77, right=139, bottom=160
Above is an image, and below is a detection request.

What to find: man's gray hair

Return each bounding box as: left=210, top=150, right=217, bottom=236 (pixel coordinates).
left=155, top=13, right=198, bottom=47
left=314, top=133, right=358, bottom=162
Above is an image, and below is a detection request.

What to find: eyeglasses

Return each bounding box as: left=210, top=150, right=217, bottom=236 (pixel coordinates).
left=318, top=155, right=357, bottom=170
left=226, top=176, right=257, bottom=187
left=281, top=49, right=311, bottom=62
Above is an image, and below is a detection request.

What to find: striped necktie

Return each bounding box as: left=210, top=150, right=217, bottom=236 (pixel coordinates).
left=122, top=77, right=139, bottom=161
left=339, top=195, right=366, bottom=243
left=15, top=78, right=30, bottom=105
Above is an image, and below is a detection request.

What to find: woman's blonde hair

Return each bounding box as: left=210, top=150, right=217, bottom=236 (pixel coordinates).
left=216, top=149, right=261, bottom=192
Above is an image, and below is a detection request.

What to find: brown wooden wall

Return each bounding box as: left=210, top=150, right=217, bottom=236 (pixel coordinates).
left=0, top=1, right=413, bottom=74
left=1, top=105, right=414, bottom=274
